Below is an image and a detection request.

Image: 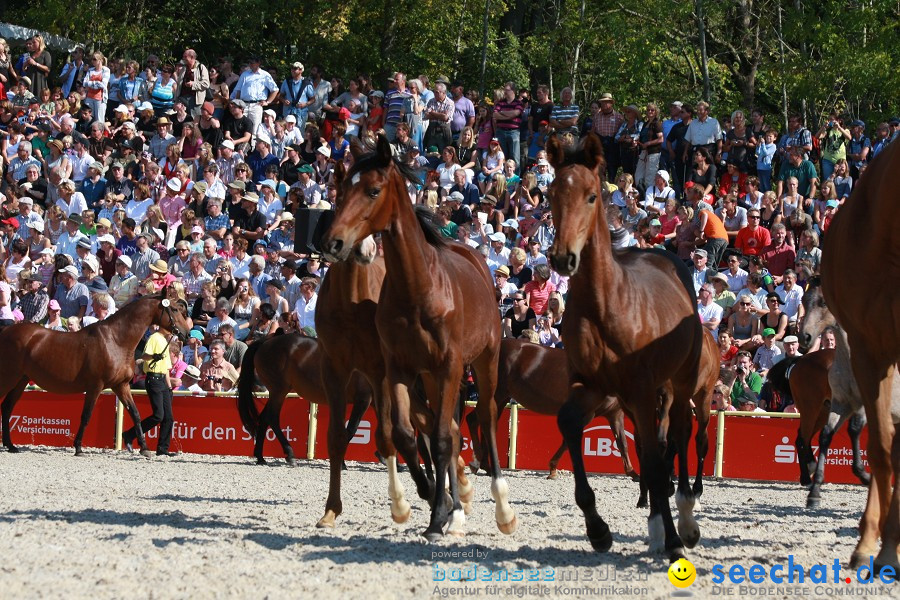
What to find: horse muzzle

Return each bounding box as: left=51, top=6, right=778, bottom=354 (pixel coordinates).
left=322, top=238, right=352, bottom=263
left=549, top=250, right=580, bottom=277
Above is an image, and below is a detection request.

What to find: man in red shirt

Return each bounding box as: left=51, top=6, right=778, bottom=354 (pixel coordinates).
left=760, top=223, right=796, bottom=283
left=734, top=208, right=771, bottom=256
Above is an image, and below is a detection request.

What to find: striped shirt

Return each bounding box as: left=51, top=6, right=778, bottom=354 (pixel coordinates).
left=550, top=103, right=580, bottom=135
left=493, top=100, right=524, bottom=130
left=385, top=89, right=412, bottom=126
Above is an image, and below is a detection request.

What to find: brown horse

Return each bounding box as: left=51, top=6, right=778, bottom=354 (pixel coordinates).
left=546, top=133, right=705, bottom=561
left=0, top=294, right=190, bottom=457
left=236, top=334, right=372, bottom=465
left=821, top=140, right=900, bottom=572
left=322, top=134, right=515, bottom=541
left=466, top=338, right=639, bottom=481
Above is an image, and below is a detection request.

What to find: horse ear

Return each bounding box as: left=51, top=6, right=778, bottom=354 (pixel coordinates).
left=333, top=161, right=346, bottom=189
left=375, top=133, right=392, bottom=166
left=545, top=134, right=565, bottom=171
left=581, top=133, right=606, bottom=176
left=349, top=136, right=365, bottom=159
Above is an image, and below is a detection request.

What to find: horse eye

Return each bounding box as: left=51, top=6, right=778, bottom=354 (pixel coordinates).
left=368, top=187, right=381, bottom=199
left=587, top=194, right=597, bottom=204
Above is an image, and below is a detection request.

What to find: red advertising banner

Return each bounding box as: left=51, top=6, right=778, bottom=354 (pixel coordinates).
left=315, top=404, right=510, bottom=468
left=515, top=409, right=717, bottom=477
left=132, top=393, right=310, bottom=457
left=8, top=390, right=117, bottom=450
left=720, top=414, right=869, bottom=484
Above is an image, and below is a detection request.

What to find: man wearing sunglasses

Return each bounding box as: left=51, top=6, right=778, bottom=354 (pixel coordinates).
left=734, top=208, right=771, bottom=257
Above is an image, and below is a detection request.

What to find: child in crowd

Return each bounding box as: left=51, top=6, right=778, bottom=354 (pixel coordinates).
left=755, top=129, right=777, bottom=192
left=753, top=328, right=782, bottom=377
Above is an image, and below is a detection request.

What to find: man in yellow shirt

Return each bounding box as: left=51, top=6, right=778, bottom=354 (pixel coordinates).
left=123, top=326, right=177, bottom=456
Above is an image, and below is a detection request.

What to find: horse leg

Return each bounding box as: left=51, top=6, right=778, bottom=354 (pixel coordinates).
left=253, top=400, right=273, bottom=465
left=692, top=404, right=710, bottom=499
left=559, top=383, right=612, bottom=552
left=114, top=383, right=153, bottom=459
left=388, top=376, right=435, bottom=507
left=609, top=409, right=639, bottom=482
left=317, top=361, right=352, bottom=529
left=807, top=411, right=846, bottom=509
left=642, top=388, right=686, bottom=562
left=418, top=433, right=434, bottom=483
left=796, top=429, right=814, bottom=487
left=849, top=353, right=895, bottom=570
left=472, top=350, right=517, bottom=535
left=870, top=366, right=900, bottom=575
left=446, top=418, right=468, bottom=536
left=547, top=440, right=567, bottom=480
left=421, top=371, right=461, bottom=541
left=672, top=405, right=700, bottom=549
left=848, top=411, right=871, bottom=486
left=371, top=376, right=411, bottom=525
left=1, top=377, right=29, bottom=452
left=465, top=407, right=483, bottom=474
left=267, top=395, right=296, bottom=465
left=73, top=388, right=103, bottom=456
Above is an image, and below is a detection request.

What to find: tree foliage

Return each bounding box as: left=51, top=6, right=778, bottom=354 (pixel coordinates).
left=5, top=0, right=897, bottom=127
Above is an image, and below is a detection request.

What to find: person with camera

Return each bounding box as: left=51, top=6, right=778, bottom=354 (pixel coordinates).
left=199, top=339, right=239, bottom=392
left=816, top=112, right=850, bottom=180
left=730, top=350, right=763, bottom=405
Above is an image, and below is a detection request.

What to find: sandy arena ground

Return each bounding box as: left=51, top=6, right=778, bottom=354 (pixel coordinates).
left=0, top=446, right=889, bottom=599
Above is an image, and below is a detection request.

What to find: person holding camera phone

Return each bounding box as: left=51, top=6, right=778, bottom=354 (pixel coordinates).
left=816, top=111, right=851, bottom=180
left=199, top=339, right=239, bottom=392
left=729, top=350, right=763, bottom=405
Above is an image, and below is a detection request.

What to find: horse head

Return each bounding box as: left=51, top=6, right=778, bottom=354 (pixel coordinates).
left=800, top=276, right=837, bottom=349
left=332, top=159, right=379, bottom=265
left=545, top=133, right=607, bottom=276
left=322, top=134, right=399, bottom=262
left=155, top=297, right=191, bottom=342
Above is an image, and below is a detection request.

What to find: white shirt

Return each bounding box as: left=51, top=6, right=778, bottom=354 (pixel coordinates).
left=57, top=192, right=88, bottom=218
left=725, top=268, right=748, bottom=293
left=125, top=198, right=155, bottom=224
left=231, top=68, right=278, bottom=102
left=697, top=301, right=723, bottom=331
left=736, top=286, right=767, bottom=311
left=230, top=254, right=252, bottom=279
left=294, top=293, right=318, bottom=330
left=489, top=246, right=511, bottom=266
left=525, top=252, right=548, bottom=268
left=258, top=197, right=283, bottom=225
left=776, top=283, right=804, bottom=323
left=642, top=186, right=675, bottom=213
left=685, top=116, right=722, bottom=147
left=70, top=152, right=95, bottom=183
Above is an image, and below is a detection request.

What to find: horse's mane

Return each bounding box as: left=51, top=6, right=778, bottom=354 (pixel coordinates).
left=346, top=146, right=447, bottom=250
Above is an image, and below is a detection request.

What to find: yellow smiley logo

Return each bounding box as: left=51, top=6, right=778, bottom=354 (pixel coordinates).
left=668, top=558, right=697, bottom=588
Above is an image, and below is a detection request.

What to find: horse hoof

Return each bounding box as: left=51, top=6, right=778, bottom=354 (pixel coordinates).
left=256, top=457, right=267, bottom=465
left=74, top=449, right=84, bottom=456
left=391, top=508, right=412, bottom=524
left=468, top=461, right=480, bottom=475
left=285, top=456, right=295, bottom=466
left=497, top=515, right=518, bottom=535
left=668, top=547, right=687, bottom=562
left=588, top=530, right=613, bottom=553
left=850, top=551, right=872, bottom=570
left=341, top=461, right=349, bottom=471
left=806, top=496, right=821, bottom=510
left=627, top=470, right=640, bottom=483
left=678, top=523, right=701, bottom=549
left=636, top=497, right=648, bottom=509
left=423, top=530, right=444, bottom=543
left=316, top=511, right=337, bottom=529
left=140, top=449, right=153, bottom=459
left=6, top=445, right=21, bottom=454
left=547, top=470, right=558, bottom=480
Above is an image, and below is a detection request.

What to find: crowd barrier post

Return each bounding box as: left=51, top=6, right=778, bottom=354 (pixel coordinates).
left=714, top=410, right=726, bottom=478
left=307, top=402, right=318, bottom=459
left=114, top=397, right=124, bottom=451
left=508, top=402, right=519, bottom=469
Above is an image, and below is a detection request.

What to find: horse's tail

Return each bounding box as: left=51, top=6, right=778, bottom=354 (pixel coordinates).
left=767, top=355, right=799, bottom=396
left=237, top=339, right=265, bottom=436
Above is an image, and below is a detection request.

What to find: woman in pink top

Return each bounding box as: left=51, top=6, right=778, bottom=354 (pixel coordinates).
left=523, top=264, right=556, bottom=316
left=159, top=178, right=187, bottom=228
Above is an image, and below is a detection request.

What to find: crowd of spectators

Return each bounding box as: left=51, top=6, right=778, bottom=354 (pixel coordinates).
left=0, top=35, right=896, bottom=402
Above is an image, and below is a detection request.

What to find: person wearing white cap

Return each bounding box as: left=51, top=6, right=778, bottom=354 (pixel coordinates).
left=108, top=254, right=137, bottom=307
left=279, top=61, right=315, bottom=126
left=54, top=264, right=91, bottom=319
left=487, top=231, right=511, bottom=266
left=256, top=179, right=283, bottom=225
left=643, top=169, right=676, bottom=213
left=246, top=133, right=280, bottom=184
left=159, top=177, right=187, bottom=227
left=15, top=196, right=42, bottom=239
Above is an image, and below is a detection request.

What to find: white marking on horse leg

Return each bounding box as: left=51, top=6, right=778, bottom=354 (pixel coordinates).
left=447, top=509, right=466, bottom=537
left=648, top=514, right=665, bottom=553
left=491, top=477, right=518, bottom=534
left=675, top=490, right=700, bottom=548
left=388, top=456, right=411, bottom=523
